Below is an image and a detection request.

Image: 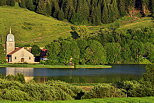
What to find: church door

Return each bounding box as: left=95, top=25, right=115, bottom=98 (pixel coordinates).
left=21, top=58, right=24, bottom=62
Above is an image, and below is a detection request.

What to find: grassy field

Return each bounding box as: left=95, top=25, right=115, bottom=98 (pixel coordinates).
left=0, top=64, right=111, bottom=69
left=117, top=17, right=154, bottom=31
left=0, top=97, right=154, bottom=103
left=0, top=6, right=72, bottom=46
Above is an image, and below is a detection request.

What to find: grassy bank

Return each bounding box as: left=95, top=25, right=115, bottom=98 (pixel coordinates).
left=0, top=64, right=74, bottom=68
left=0, top=97, right=153, bottom=103
left=75, top=65, right=112, bottom=68
left=0, top=64, right=112, bottom=69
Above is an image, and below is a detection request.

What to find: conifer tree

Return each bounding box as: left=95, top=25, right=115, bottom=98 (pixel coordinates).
left=62, top=0, right=75, bottom=20
left=19, top=0, right=26, bottom=8
left=141, top=0, right=150, bottom=16
left=52, top=0, right=60, bottom=18
left=10, top=0, right=15, bottom=6
left=45, top=1, right=52, bottom=16
left=76, top=0, right=89, bottom=24
left=118, top=0, right=126, bottom=16
left=6, top=0, right=15, bottom=6
left=36, top=0, right=46, bottom=15
left=110, top=0, right=120, bottom=21
left=57, top=9, right=64, bottom=20
left=151, top=0, right=154, bottom=16
left=102, top=0, right=109, bottom=24
left=26, top=0, right=34, bottom=11
left=0, top=0, right=6, bottom=6
left=127, top=0, right=135, bottom=16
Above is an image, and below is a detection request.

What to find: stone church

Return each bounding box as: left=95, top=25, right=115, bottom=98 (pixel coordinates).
left=6, top=28, right=35, bottom=63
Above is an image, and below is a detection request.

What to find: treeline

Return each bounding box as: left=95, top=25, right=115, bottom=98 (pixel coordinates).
left=1, top=0, right=154, bottom=25
left=17, top=0, right=154, bottom=25
left=0, top=0, right=15, bottom=6
left=44, top=27, right=154, bottom=65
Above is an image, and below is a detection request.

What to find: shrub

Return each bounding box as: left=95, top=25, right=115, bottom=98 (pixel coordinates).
left=46, top=80, right=83, bottom=98
left=6, top=73, right=25, bottom=83
left=0, top=79, right=24, bottom=90
left=23, top=82, right=73, bottom=101
left=82, top=84, right=126, bottom=99
left=114, top=81, right=141, bottom=97
left=0, top=89, right=32, bottom=101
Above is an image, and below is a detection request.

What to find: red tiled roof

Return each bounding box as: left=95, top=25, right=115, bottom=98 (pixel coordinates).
left=8, top=47, right=23, bottom=55
left=42, top=49, right=47, bottom=52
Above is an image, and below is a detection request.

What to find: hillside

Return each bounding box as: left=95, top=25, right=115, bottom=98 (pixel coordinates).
left=0, top=6, right=154, bottom=47
left=0, top=6, right=72, bottom=46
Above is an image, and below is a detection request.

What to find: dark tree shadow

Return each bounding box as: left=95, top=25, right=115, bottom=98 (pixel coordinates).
left=70, top=31, right=80, bottom=39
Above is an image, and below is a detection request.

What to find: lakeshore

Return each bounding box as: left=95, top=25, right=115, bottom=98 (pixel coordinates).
left=0, top=64, right=112, bottom=69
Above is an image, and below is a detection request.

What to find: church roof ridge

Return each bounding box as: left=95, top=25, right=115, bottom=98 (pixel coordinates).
left=8, top=47, right=23, bottom=55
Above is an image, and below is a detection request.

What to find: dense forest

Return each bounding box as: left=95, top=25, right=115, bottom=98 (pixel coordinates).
left=1, top=0, right=154, bottom=25
left=43, top=27, right=154, bottom=65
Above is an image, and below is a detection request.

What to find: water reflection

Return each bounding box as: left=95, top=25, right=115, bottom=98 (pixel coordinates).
left=5, top=67, right=34, bottom=82
left=0, top=65, right=146, bottom=83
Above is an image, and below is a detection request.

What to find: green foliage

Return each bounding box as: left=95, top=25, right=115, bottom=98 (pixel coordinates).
left=17, top=0, right=154, bottom=25
left=0, top=79, right=82, bottom=101
left=0, top=79, right=24, bottom=90
left=0, top=44, right=5, bottom=64
left=84, top=40, right=106, bottom=64
left=114, top=65, right=154, bottom=97
left=142, top=65, right=154, bottom=85
left=31, top=45, right=41, bottom=57
left=82, top=84, right=126, bottom=99
left=1, top=89, right=32, bottom=101
left=105, top=43, right=121, bottom=64
left=6, top=0, right=15, bottom=6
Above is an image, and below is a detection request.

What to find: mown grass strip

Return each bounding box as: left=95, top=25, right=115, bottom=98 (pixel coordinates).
left=0, top=97, right=154, bottom=103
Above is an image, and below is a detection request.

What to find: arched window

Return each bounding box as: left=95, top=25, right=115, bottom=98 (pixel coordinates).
left=29, top=57, right=31, bottom=60
left=15, top=57, right=17, bottom=59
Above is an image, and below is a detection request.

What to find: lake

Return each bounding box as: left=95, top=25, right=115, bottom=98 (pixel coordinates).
left=0, top=64, right=146, bottom=83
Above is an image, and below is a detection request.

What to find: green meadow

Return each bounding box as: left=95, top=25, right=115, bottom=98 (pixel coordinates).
left=0, top=6, right=72, bottom=46
left=0, top=97, right=154, bottom=103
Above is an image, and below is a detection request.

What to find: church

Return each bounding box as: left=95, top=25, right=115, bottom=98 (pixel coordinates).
left=6, top=28, right=35, bottom=63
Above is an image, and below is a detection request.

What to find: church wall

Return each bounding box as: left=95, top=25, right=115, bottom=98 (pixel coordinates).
left=11, top=48, right=35, bottom=63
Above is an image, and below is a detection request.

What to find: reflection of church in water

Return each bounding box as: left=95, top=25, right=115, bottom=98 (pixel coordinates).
left=3, top=67, right=48, bottom=82
left=5, top=67, right=34, bottom=82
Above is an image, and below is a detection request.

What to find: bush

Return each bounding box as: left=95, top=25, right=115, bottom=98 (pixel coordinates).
left=23, top=82, right=74, bottom=101
left=0, top=89, right=32, bottom=101
left=0, top=79, right=24, bottom=90
left=114, top=81, right=141, bottom=97
left=46, top=80, right=82, bottom=97
left=82, top=84, right=126, bottom=99
left=6, top=73, right=25, bottom=83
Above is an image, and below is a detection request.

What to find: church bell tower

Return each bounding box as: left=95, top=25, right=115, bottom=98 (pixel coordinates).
left=6, top=27, right=15, bottom=54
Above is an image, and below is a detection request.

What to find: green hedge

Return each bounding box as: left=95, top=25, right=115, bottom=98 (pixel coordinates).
left=82, top=84, right=126, bottom=99
left=0, top=79, right=82, bottom=101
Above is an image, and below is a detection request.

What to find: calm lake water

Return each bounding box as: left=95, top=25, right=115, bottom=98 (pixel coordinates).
left=0, top=65, right=146, bottom=83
